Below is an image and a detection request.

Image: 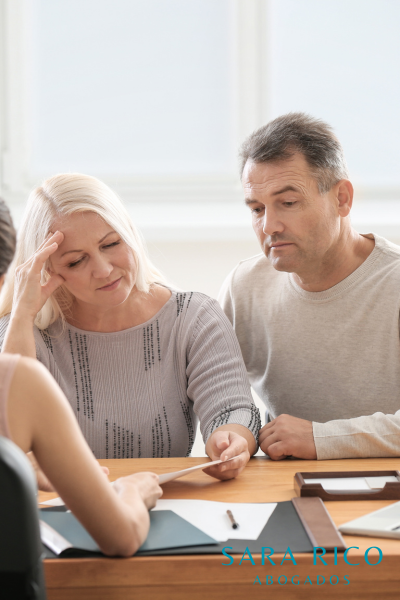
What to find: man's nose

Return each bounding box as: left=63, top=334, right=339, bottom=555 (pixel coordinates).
left=262, top=208, right=284, bottom=236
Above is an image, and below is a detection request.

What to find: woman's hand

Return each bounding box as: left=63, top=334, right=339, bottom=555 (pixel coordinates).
left=12, top=231, right=65, bottom=320
left=113, top=472, right=163, bottom=510
left=204, top=429, right=251, bottom=481
left=3, top=231, right=65, bottom=357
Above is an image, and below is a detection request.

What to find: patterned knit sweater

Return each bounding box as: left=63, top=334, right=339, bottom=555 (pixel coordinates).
left=0, top=291, right=260, bottom=459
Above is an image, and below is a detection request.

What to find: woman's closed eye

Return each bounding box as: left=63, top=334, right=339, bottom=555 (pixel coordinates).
left=67, top=241, right=121, bottom=267
left=68, top=256, right=85, bottom=268
left=103, top=241, right=120, bottom=249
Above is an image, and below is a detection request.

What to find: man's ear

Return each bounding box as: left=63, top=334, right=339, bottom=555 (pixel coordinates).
left=335, top=179, right=353, bottom=217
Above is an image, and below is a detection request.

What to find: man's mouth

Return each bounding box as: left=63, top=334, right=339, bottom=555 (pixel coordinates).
left=269, top=242, right=293, bottom=249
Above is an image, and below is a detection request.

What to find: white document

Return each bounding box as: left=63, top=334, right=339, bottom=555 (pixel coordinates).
left=40, top=456, right=240, bottom=506
left=304, top=476, right=399, bottom=492
left=158, top=455, right=239, bottom=484
left=151, top=499, right=277, bottom=541
left=40, top=520, right=72, bottom=554
left=41, top=496, right=67, bottom=507
left=364, top=476, right=399, bottom=489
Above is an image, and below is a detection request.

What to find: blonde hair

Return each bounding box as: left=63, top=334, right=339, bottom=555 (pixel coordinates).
left=0, top=173, right=167, bottom=330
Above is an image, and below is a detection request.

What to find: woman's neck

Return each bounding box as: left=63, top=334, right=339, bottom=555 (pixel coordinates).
left=66, top=284, right=172, bottom=333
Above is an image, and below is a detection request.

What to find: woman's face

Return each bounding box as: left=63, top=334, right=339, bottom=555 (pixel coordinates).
left=49, top=211, right=137, bottom=310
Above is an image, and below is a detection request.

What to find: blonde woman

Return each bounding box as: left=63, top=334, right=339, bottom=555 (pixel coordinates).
left=0, top=174, right=260, bottom=480
left=0, top=197, right=162, bottom=557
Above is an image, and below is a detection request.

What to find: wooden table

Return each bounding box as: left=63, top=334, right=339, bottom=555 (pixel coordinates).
left=39, top=457, right=400, bottom=599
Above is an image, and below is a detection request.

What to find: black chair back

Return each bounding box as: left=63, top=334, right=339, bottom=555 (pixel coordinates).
left=0, top=436, right=46, bottom=599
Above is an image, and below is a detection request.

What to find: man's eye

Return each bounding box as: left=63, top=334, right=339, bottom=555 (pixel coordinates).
left=251, top=207, right=264, bottom=214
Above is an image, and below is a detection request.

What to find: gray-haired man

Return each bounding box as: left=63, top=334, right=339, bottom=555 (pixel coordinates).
left=219, top=112, right=400, bottom=460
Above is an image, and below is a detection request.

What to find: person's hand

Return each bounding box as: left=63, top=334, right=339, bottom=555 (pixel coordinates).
left=259, top=414, right=317, bottom=460
left=114, top=472, right=163, bottom=510
left=12, top=231, right=65, bottom=320
left=203, top=430, right=250, bottom=481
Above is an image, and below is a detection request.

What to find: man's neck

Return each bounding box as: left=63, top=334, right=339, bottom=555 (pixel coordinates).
left=291, top=229, right=375, bottom=293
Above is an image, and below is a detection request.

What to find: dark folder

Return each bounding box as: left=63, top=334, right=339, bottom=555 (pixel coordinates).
left=124, top=498, right=346, bottom=556
left=137, top=501, right=314, bottom=556
left=40, top=509, right=217, bottom=558
left=41, top=497, right=345, bottom=559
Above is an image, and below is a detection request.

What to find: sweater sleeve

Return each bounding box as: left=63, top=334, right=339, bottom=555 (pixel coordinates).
left=0, top=314, right=52, bottom=370
left=0, top=315, right=10, bottom=351
left=313, top=411, right=400, bottom=459
left=217, top=270, right=235, bottom=326
left=186, top=297, right=260, bottom=445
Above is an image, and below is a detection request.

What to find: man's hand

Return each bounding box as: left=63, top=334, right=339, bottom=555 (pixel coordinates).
left=259, top=414, right=317, bottom=460
left=204, top=429, right=250, bottom=481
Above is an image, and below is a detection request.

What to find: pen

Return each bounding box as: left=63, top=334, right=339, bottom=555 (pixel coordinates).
left=226, top=509, right=239, bottom=529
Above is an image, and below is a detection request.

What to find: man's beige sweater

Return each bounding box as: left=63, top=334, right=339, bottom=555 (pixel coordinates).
left=219, top=234, right=400, bottom=460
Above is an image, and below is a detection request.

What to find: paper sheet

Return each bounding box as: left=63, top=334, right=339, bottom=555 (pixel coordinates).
left=39, top=520, right=72, bottom=554
left=151, top=499, right=277, bottom=541
left=158, top=455, right=239, bottom=484
left=40, top=456, right=241, bottom=506
left=364, top=476, right=399, bottom=489
left=304, top=476, right=399, bottom=492
left=41, top=496, right=67, bottom=507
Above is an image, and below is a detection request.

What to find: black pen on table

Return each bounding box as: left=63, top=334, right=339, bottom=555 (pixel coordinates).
left=226, top=509, right=239, bottom=529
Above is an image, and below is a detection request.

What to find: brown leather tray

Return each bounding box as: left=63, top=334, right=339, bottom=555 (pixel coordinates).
left=291, top=497, right=346, bottom=551
left=294, top=470, right=400, bottom=501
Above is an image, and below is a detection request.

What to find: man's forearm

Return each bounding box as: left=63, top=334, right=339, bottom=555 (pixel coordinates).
left=313, top=411, right=400, bottom=459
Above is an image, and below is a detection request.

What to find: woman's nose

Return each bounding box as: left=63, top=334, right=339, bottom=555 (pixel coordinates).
left=92, top=255, right=113, bottom=279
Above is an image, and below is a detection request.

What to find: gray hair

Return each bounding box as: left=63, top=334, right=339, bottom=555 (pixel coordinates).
left=239, top=112, right=349, bottom=193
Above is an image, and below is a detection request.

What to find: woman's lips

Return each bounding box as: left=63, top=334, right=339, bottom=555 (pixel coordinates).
left=97, top=277, right=122, bottom=291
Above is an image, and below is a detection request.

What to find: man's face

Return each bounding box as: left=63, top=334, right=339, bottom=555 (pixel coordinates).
left=242, top=153, right=341, bottom=276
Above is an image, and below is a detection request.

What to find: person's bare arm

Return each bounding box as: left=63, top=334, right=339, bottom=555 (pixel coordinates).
left=8, top=357, right=162, bottom=556
left=2, top=232, right=64, bottom=358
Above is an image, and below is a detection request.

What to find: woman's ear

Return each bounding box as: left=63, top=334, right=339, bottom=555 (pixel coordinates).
left=0, top=274, right=4, bottom=292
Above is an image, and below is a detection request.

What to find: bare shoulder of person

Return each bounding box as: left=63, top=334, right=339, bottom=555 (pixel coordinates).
left=14, top=355, right=54, bottom=387
left=10, top=355, right=66, bottom=416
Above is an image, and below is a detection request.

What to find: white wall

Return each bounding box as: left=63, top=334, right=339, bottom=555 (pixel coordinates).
left=268, top=0, right=400, bottom=192
left=2, top=0, right=400, bottom=456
